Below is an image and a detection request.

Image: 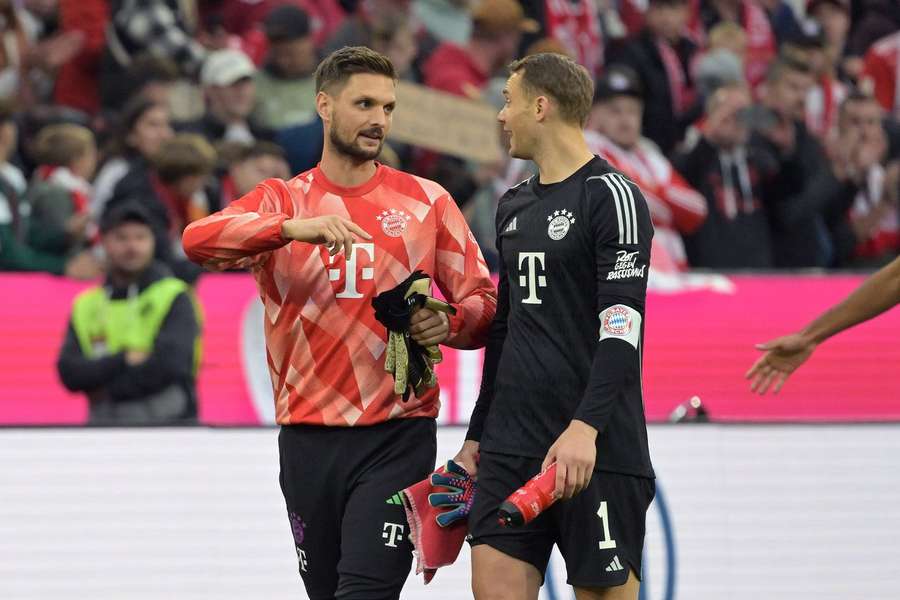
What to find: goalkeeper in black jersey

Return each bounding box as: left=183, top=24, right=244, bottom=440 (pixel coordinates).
left=453, top=54, right=655, bottom=600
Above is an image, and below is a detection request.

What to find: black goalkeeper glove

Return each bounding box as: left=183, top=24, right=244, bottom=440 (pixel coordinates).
left=372, top=271, right=456, bottom=401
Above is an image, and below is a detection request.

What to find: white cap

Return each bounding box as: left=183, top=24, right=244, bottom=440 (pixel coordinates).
left=200, top=49, right=256, bottom=87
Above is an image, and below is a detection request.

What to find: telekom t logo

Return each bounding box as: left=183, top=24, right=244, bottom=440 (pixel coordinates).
left=518, top=252, right=546, bottom=304
left=328, top=243, right=375, bottom=298
left=382, top=522, right=405, bottom=548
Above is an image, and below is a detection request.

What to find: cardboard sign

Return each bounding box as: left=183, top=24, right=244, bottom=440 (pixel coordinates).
left=389, top=81, right=503, bottom=163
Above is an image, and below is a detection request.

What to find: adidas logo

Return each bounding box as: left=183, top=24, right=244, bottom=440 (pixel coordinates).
left=385, top=493, right=403, bottom=506
left=605, top=555, right=624, bottom=572
left=502, top=217, right=518, bottom=235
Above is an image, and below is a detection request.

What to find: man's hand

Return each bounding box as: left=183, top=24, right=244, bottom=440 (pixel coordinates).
left=542, top=420, right=597, bottom=500
left=125, top=350, right=149, bottom=366
left=64, top=251, right=103, bottom=280
left=745, top=333, right=817, bottom=394
left=409, top=307, right=450, bottom=347
left=452, top=440, right=480, bottom=480
left=281, top=215, right=372, bottom=256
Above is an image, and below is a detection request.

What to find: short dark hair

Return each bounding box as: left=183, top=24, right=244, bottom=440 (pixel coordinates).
left=218, top=140, right=287, bottom=166
left=508, top=53, right=594, bottom=126
left=766, top=55, right=813, bottom=83
left=314, top=46, right=397, bottom=94
left=839, top=88, right=880, bottom=116
left=153, top=133, right=217, bottom=184
left=34, top=123, right=95, bottom=166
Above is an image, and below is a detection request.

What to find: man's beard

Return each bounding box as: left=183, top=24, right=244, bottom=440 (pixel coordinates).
left=329, top=117, right=384, bottom=162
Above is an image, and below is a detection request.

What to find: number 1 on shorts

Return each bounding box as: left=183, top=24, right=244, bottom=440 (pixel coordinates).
left=596, top=501, right=617, bottom=550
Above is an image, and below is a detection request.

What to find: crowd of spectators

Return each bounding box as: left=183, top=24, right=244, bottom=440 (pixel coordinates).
left=0, top=0, right=898, bottom=283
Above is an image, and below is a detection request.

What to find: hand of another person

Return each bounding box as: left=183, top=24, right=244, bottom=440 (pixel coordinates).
left=745, top=333, right=817, bottom=394
left=65, top=212, right=91, bottom=240
left=64, top=251, right=103, bottom=280
left=542, top=420, right=597, bottom=500
left=125, top=350, right=150, bottom=366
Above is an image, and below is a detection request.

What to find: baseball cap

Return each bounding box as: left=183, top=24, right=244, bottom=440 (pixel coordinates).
left=200, top=49, right=256, bottom=87
left=100, top=202, right=154, bottom=234
left=264, top=5, right=311, bottom=42
left=593, top=65, right=643, bottom=103
left=472, top=0, right=540, bottom=35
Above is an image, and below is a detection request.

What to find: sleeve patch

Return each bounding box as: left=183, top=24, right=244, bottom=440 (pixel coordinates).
left=599, top=304, right=642, bottom=349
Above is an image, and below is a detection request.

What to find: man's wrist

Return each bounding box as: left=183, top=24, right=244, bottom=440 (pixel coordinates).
left=570, top=419, right=598, bottom=440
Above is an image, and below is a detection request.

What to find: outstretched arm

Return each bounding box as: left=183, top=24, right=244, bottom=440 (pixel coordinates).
left=747, top=256, right=900, bottom=394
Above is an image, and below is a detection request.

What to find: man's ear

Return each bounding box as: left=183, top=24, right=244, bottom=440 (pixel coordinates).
left=316, top=91, right=331, bottom=122
left=534, top=95, right=551, bottom=123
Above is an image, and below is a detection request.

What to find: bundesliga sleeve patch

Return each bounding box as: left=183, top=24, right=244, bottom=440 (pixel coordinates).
left=599, top=304, right=642, bottom=349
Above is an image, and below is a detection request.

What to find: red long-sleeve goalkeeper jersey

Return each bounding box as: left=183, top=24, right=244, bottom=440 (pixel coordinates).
left=183, top=163, right=497, bottom=426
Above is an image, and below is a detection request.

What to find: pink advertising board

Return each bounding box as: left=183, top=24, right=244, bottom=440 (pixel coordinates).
left=1, top=272, right=897, bottom=425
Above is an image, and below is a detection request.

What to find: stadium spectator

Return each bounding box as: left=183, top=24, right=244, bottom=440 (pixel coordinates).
left=673, top=83, right=779, bottom=268
left=214, top=141, right=290, bottom=210
left=755, top=57, right=857, bottom=268
left=253, top=5, right=319, bottom=130
left=688, top=0, right=777, bottom=89
left=112, top=54, right=181, bottom=113
left=835, top=92, right=897, bottom=264
left=106, top=133, right=216, bottom=284
left=100, top=0, right=206, bottom=110
left=607, top=0, right=702, bottom=155
left=586, top=65, right=708, bottom=271
left=92, top=97, right=175, bottom=219
left=26, top=123, right=98, bottom=258
left=781, top=17, right=848, bottom=142
left=861, top=30, right=900, bottom=117
left=53, top=0, right=109, bottom=115
left=517, top=0, right=604, bottom=77
left=57, top=202, right=201, bottom=424
left=0, top=103, right=101, bottom=278
left=323, top=0, right=412, bottom=56
left=692, top=22, right=747, bottom=98
left=181, top=48, right=275, bottom=145
left=846, top=0, right=900, bottom=70
left=423, top=0, right=538, bottom=99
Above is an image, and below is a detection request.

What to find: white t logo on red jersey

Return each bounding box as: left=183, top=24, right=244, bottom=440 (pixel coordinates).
left=329, top=243, right=375, bottom=299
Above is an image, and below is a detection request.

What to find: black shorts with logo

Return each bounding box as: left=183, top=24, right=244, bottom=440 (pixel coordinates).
left=469, top=450, right=655, bottom=588
left=278, top=417, right=436, bottom=600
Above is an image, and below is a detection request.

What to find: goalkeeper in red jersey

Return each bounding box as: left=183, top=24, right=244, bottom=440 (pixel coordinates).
left=183, top=46, right=496, bottom=599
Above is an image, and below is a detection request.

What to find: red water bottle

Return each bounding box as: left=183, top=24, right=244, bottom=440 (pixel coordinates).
left=497, top=463, right=558, bottom=527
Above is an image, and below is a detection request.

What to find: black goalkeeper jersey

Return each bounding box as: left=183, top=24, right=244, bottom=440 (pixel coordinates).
left=467, top=156, right=655, bottom=478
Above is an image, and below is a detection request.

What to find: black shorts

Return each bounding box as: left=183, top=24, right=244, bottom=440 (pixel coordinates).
left=469, top=450, right=655, bottom=588
left=278, top=417, right=436, bottom=600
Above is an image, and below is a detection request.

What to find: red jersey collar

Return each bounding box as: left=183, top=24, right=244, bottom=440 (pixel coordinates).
left=313, top=162, right=387, bottom=197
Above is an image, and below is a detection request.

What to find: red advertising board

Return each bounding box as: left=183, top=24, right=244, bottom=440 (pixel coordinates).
left=1, top=273, right=897, bottom=425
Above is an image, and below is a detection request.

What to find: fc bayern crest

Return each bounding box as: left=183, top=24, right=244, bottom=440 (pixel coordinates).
left=603, top=305, right=632, bottom=336
left=376, top=208, right=412, bottom=237
left=547, top=210, right=575, bottom=240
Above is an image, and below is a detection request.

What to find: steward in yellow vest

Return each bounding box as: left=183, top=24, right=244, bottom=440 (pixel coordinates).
left=56, top=203, right=201, bottom=424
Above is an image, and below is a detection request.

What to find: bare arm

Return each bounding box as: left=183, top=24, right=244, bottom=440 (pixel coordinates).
left=747, top=256, right=900, bottom=394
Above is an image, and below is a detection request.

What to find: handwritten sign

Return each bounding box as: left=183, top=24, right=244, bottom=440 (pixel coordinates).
left=390, top=81, right=503, bottom=163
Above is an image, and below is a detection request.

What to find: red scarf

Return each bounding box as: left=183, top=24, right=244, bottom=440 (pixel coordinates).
left=657, top=39, right=692, bottom=116
left=36, top=165, right=89, bottom=213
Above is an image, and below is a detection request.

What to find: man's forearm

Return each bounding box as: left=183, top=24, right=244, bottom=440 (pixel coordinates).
left=802, top=256, right=900, bottom=344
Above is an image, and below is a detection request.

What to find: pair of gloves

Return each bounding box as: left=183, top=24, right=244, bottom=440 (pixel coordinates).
left=428, top=460, right=476, bottom=527
left=372, top=271, right=456, bottom=401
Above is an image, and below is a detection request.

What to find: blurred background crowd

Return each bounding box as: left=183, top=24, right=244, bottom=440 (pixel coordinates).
left=0, top=0, right=898, bottom=284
